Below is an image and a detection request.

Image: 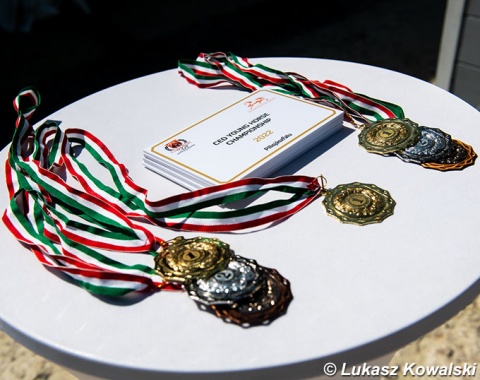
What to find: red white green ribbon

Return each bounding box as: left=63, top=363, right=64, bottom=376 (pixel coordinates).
left=3, top=86, right=322, bottom=296
left=178, top=52, right=405, bottom=125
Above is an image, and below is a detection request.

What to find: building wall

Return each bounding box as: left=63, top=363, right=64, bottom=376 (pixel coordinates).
left=451, top=0, right=480, bottom=109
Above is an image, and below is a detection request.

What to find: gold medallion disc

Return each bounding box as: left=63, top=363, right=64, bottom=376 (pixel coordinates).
left=154, top=236, right=233, bottom=283
left=358, top=118, right=420, bottom=155
left=322, top=182, right=395, bottom=225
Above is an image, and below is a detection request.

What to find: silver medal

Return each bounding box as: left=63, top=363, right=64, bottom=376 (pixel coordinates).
left=186, top=256, right=264, bottom=305
left=395, top=126, right=453, bottom=164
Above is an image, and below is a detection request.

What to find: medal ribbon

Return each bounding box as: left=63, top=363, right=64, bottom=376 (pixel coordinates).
left=3, top=87, right=322, bottom=296
left=178, top=51, right=405, bottom=125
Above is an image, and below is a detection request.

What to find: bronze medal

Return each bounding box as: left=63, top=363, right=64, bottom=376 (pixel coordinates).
left=322, top=182, right=395, bottom=226
left=156, top=237, right=294, bottom=327
left=202, top=266, right=293, bottom=328
left=358, top=118, right=420, bottom=155
left=421, top=139, right=477, bottom=171
left=154, top=236, right=233, bottom=283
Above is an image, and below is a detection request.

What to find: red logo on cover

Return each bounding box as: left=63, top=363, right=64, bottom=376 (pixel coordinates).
left=245, top=97, right=267, bottom=110
left=165, top=139, right=187, bottom=151
left=164, top=138, right=194, bottom=154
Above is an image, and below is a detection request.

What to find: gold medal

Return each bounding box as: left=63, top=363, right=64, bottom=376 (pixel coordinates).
left=154, top=236, right=233, bottom=283
left=358, top=118, right=420, bottom=155
left=322, top=182, right=395, bottom=226
left=421, top=139, right=477, bottom=171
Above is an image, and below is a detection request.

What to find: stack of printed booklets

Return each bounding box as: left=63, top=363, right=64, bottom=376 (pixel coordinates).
left=143, top=90, right=344, bottom=190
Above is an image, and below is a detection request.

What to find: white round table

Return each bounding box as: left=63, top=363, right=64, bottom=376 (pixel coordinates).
left=0, top=58, right=479, bottom=380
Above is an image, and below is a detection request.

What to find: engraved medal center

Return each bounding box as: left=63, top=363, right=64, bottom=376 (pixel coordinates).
left=214, top=269, right=235, bottom=282
left=180, top=248, right=206, bottom=263
left=376, top=126, right=398, bottom=140
left=344, top=193, right=371, bottom=208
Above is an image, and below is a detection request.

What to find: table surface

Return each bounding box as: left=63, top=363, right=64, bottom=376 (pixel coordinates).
left=1, top=58, right=479, bottom=380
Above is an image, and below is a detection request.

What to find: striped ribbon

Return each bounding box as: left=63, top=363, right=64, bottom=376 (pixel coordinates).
left=2, top=86, right=323, bottom=296
left=178, top=52, right=405, bottom=125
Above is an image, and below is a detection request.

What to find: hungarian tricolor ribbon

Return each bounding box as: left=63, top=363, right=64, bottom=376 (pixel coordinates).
left=2, top=86, right=323, bottom=296
left=178, top=51, right=405, bottom=125
left=178, top=52, right=479, bottom=172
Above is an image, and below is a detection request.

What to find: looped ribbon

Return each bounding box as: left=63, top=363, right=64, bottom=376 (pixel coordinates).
left=3, top=86, right=323, bottom=296
left=178, top=51, right=405, bottom=126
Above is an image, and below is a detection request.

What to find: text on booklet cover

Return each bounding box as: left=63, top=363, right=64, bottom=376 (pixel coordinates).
left=145, top=89, right=344, bottom=189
